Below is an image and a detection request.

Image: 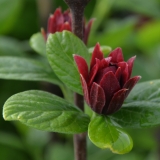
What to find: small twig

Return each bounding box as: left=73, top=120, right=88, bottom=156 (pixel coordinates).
left=63, top=0, right=91, bottom=160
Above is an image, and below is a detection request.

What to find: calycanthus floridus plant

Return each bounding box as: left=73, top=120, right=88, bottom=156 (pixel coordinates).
left=2, top=0, right=160, bottom=159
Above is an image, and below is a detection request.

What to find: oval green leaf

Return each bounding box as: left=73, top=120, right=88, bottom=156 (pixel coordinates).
left=88, top=115, right=133, bottom=154
left=3, top=90, right=90, bottom=134
left=0, top=36, right=26, bottom=56
left=30, top=32, right=46, bottom=56
left=46, top=31, right=90, bottom=94
left=110, top=80, right=160, bottom=128
left=0, top=56, right=61, bottom=85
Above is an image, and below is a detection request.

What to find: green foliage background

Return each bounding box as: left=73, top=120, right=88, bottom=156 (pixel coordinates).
left=0, top=0, right=160, bottom=159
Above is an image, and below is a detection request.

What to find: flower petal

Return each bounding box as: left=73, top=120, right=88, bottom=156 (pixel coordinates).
left=84, top=18, right=94, bottom=44
left=60, top=22, right=72, bottom=32
left=127, top=56, right=136, bottom=78
left=41, top=28, right=47, bottom=41
left=109, top=47, right=124, bottom=63
left=80, top=74, right=90, bottom=105
left=99, top=57, right=112, bottom=69
left=48, top=14, right=55, bottom=33
left=105, top=89, right=128, bottom=115
left=54, top=8, right=64, bottom=30
left=90, top=43, right=104, bottom=70
left=63, top=10, right=72, bottom=25
left=88, top=59, right=100, bottom=87
left=100, top=71, right=121, bottom=113
left=73, top=55, right=89, bottom=82
left=118, top=62, right=129, bottom=87
left=95, top=66, right=117, bottom=84
left=115, top=67, right=121, bottom=82
left=48, top=8, right=64, bottom=33
left=90, top=82, right=105, bottom=114
left=123, top=76, right=141, bottom=98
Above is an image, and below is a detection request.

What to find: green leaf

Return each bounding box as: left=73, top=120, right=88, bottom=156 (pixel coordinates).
left=3, top=90, right=90, bottom=134
left=46, top=31, right=90, bottom=94
left=115, top=0, right=160, bottom=18
left=90, top=17, right=137, bottom=49
left=110, top=80, right=160, bottom=128
left=0, top=145, right=28, bottom=160
left=30, top=32, right=46, bottom=56
left=88, top=114, right=133, bottom=154
left=136, top=20, right=160, bottom=51
left=0, top=36, right=27, bottom=56
left=0, top=0, right=22, bottom=34
left=91, top=0, right=115, bottom=32
left=0, top=57, right=61, bottom=85
left=0, top=132, right=24, bottom=150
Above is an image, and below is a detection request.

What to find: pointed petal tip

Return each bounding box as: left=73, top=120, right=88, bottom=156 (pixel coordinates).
left=135, top=75, right=142, bottom=81
left=114, top=47, right=122, bottom=53
left=74, top=56, right=89, bottom=81
left=88, top=18, right=96, bottom=22
left=123, top=75, right=142, bottom=98
left=55, top=7, right=62, bottom=12
left=104, top=57, right=112, bottom=63
left=49, top=14, right=54, bottom=18
left=87, top=18, right=95, bottom=25
left=73, top=54, right=81, bottom=59
left=95, top=42, right=101, bottom=51
left=95, top=42, right=101, bottom=48
left=40, top=27, right=44, bottom=31
left=41, top=28, right=47, bottom=40
left=90, top=43, right=104, bottom=69
left=128, top=55, right=136, bottom=62
left=73, top=54, right=77, bottom=59
left=109, top=47, right=124, bottom=63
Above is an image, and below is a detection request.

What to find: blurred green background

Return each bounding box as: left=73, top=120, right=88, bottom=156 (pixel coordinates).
left=0, top=0, right=160, bottom=159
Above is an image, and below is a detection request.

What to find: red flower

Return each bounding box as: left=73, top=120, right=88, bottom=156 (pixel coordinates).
left=74, top=43, right=141, bottom=115
left=41, top=8, right=93, bottom=44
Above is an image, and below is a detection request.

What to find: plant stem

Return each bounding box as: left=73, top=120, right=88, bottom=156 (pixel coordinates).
left=63, top=0, right=90, bottom=160
left=71, top=5, right=86, bottom=160
left=74, top=132, right=87, bottom=160
left=73, top=93, right=86, bottom=160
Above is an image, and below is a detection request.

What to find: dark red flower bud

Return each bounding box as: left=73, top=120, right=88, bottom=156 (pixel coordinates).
left=41, top=8, right=93, bottom=44
left=74, top=43, right=141, bottom=115
left=41, top=8, right=72, bottom=41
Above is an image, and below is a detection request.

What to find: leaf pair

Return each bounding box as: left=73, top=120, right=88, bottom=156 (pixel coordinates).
left=3, top=31, right=160, bottom=154
left=3, top=89, right=132, bottom=154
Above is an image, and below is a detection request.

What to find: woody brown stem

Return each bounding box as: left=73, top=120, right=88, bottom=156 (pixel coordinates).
left=73, top=93, right=86, bottom=160
left=63, top=0, right=90, bottom=160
